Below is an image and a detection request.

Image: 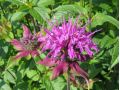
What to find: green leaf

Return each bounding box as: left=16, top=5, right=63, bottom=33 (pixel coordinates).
left=70, top=85, right=77, bottom=90
left=92, top=13, right=119, bottom=29
left=2, top=46, right=8, bottom=54
left=51, top=77, right=66, bottom=90
left=51, top=11, right=69, bottom=23
left=40, top=53, right=46, bottom=59
left=54, top=4, right=88, bottom=15
left=13, top=81, right=28, bottom=90
left=109, top=56, right=118, bottom=69
left=89, top=59, right=99, bottom=64
left=99, top=3, right=113, bottom=13
left=89, top=65, right=102, bottom=78
left=29, top=8, right=43, bottom=23
left=17, top=61, right=28, bottom=79
left=4, top=69, right=16, bottom=84
left=111, top=41, right=119, bottom=61
left=109, top=41, right=119, bottom=70
left=0, top=79, right=12, bottom=90
left=11, top=11, right=28, bottom=22
left=37, top=0, right=55, bottom=7
left=6, top=57, right=19, bottom=70
left=52, top=4, right=88, bottom=22
left=0, top=57, right=4, bottom=66
left=29, top=7, right=50, bottom=23
left=26, top=70, right=39, bottom=81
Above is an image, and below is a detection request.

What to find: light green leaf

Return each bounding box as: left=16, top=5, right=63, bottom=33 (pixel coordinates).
left=89, top=59, right=99, bottom=64
left=11, top=11, right=28, bottom=22
left=29, top=8, right=43, bottom=23
left=6, top=57, right=19, bottom=70
left=52, top=4, right=88, bottom=23
left=29, top=6, right=50, bottom=23
left=99, top=3, right=113, bottom=13
left=0, top=79, right=12, bottom=90
left=51, top=11, right=69, bottom=23
left=0, top=57, right=4, bottom=66
left=51, top=77, right=66, bottom=90
left=92, top=13, right=119, bottom=29
left=54, top=5, right=88, bottom=15
left=109, top=41, right=119, bottom=70
left=4, top=69, right=16, bottom=84
left=40, top=53, right=46, bottom=59
left=70, top=85, right=77, bottom=90
left=111, top=41, right=119, bottom=61
left=109, top=56, right=118, bottom=70
left=37, top=0, right=55, bottom=6
left=26, top=70, right=39, bottom=81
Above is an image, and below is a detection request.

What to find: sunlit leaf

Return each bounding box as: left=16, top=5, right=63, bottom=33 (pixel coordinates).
left=0, top=79, right=12, bottom=90
left=37, top=0, right=55, bottom=6
left=92, top=13, right=119, bottom=29
left=26, top=70, right=39, bottom=81
left=11, top=11, right=28, bottom=22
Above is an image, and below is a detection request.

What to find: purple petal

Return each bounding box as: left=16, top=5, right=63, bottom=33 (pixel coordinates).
left=52, top=47, right=61, bottom=58
left=11, top=39, right=25, bottom=51
left=84, top=45, right=93, bottom=57
left=22, top=24, right=32, bottom=38
left=88, top=29, right=101, bottom=37
left=68, top=46, right=76, bottom=59
left=51, top=61, right=68, bottom=80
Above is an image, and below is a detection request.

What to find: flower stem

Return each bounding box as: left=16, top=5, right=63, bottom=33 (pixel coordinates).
left=67, top=69, right=70, bottom=90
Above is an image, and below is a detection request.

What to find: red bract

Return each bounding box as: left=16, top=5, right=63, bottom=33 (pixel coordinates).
left=11, top=25, right=40, bottom=59
left=38, top=58, right=88, bottom=81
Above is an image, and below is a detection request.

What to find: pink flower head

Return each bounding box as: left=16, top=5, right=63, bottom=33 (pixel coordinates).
left=11, top=25, right=40, bottom=59
left=42, top=18, right=99, bottom=61
left=38, top=18, right=99, bottom=87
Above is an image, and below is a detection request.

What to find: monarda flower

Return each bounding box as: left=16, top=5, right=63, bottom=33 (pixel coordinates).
left=38, top=18, right=99, bottom=87
left=11, top=25, right=40, bottom=59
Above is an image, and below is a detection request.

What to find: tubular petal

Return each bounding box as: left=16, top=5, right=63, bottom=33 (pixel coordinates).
left=70, top=62, right=88, bottom=79
left=38, top=58, right=56, bottom=67
left=51, top=61, right=68, bottom=80
left=11, top=39, right=24, bottom=51
left=15, top=51, right=30, bottom=59
left=22, top=24, right=32, bottom=38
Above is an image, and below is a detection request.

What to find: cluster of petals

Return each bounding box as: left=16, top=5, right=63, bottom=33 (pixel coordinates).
left=11, top=25, right=40, bottom=59
left=40, top=18, right=98, bottom=62
left=38, top=18, right=99, bottom=82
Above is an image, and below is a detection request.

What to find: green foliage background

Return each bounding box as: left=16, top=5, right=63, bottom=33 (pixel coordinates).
left=0, top=0, right=119, bottom=90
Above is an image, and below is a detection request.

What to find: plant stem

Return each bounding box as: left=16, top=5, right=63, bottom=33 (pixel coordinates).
left=67, top=69, right=70, bottom=90
left=36, top=20, right=40, bottom=31
left=25, top=15, right=31, bottom=29
left=31, top=16, right=37, bottom=33
left=0, top=3, right=6, bottom=17
left=80, top=0, right=84, bottom=7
